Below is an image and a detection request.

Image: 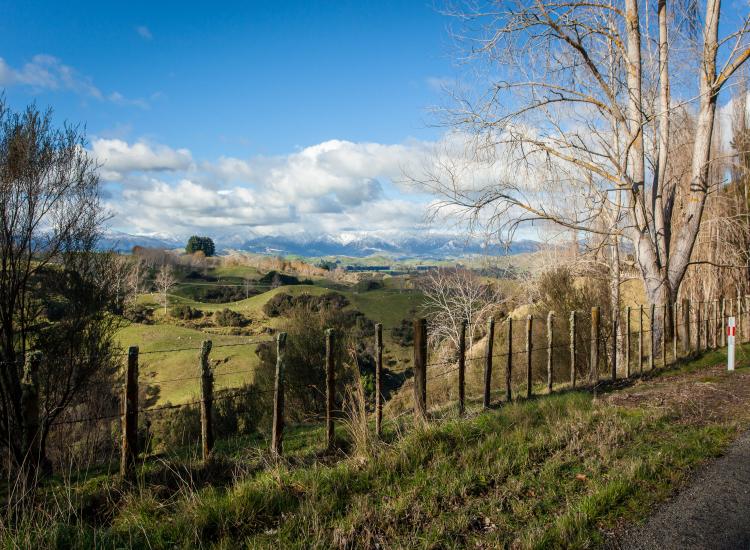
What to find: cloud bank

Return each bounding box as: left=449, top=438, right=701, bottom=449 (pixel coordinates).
left=94, top=136, right=443, bottom=241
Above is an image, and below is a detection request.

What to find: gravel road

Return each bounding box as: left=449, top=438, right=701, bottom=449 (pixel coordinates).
left=617, top=429, right=750, bottom=550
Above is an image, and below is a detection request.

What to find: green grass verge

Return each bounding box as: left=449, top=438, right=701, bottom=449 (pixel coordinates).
left=17, top=354, right=746, bottom=549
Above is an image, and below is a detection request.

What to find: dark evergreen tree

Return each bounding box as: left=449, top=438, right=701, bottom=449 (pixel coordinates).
left=186, top=235, right=216, bottom=256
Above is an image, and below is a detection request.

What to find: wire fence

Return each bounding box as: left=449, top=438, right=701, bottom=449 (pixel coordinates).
left=18, top=295, right=750, bottom=482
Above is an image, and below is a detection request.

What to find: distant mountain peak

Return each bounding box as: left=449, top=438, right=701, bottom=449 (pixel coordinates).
left=99, top=230, right=538, bottom=259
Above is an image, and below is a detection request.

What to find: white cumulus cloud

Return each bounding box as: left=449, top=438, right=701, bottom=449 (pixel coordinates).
left=98, top=136, right=479, bottom=239
left=92, top=139, right=193, bottom=180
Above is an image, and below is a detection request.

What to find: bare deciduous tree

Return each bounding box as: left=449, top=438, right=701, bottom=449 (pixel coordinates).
left=155, top=264, right=177, bottom=314
left=128, top=255, right=147, bottom=304
left=420, top=267, right=506, bottom=353
left=421, top=0, right=750, bottom=316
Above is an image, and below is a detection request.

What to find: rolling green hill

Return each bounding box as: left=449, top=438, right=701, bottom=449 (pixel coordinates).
left=123, top=282, right=424, bottom=406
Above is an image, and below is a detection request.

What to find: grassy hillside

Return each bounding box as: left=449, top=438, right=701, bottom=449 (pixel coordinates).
left=116, top=323, right=264, bottom=405
left=17, top=347, right=750, bottom=548
left=124, top=282, right=423, bottom=405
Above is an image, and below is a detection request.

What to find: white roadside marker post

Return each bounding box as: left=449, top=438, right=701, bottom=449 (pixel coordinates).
left=728, top=316, right=736, bottom=372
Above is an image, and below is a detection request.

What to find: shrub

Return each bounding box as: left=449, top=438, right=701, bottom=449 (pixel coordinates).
left=355, top=279, right=383, bottom=292
left=124, top=303, right=154, bottom=324
left=192, top=285, right=250, bottom=303
left=184, top=270, right=218, bottom=282
left=258, top=270, right=300, bottom=287
left=253, top=301, right=376, bottom=425
left=391, top=318, right=414, bottom=347
left=170, top=304, right=203, bottom=320
left=148, top=384, right=263, bottom=451
left=262, top=291, right=349, bottom=317
left=214, top=308, right=247, bottom=327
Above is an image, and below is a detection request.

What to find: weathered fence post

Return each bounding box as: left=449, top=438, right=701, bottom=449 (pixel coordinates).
left=325, top=328, right=335, bottom=451
left=121, top=346, right=139, bottom=480
left=569, top=311, right=577, bottom=388
left=458, top=320, right=466, bottom=416
left=199, top=340, right=214, bottom=461
left=525, top=315, right=533, bottom=398
left=413, top=318, right=427, bottom=420
left=547, top=311, right=554, bottom=393
left=720, top=297, right=726, bottom=348
left=21, top=352, right=42, bottom=481
left=625, top=306, right=631, bottom=377
left=484, top=317, right=495, bottom=408
left=506, top=317, right=513, bottom=401
left=682, top=298, right=691, bottom=355
left=696, top=302, right=703, bottom=351
left=661, top=305, right=667, bottom=368
left=672, top=301, right=678, bottom=364
left=375, top=323, right=383, bottom=437
left=271, top=332, right=287, bottom=456
left=611, top=309, right=618, bottom=381
left=704, top=301, right=710, bottom=351
left=649, top=304, right=656, bottom=371
left=716, top=300, right=722, bottom=348
left=712, top=300, right=718, bottom=349
left=638, top=305, right=644, bottom=375
left=738, top=290, right=745, bottom=343
left=590, top=307, right=599, bottom=385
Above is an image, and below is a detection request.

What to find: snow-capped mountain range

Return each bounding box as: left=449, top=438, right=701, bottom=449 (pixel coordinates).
left=100, top=230, right=539, bottom=259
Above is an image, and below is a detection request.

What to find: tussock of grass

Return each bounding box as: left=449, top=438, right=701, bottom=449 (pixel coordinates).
left=4, top=381, right=738, bottom=549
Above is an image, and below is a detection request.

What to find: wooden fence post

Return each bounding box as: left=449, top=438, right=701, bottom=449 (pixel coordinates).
left=611, top=309, right=618, bottom=381
left=713, top=300, right=719, bottom=349
left=21, top=352, right=42, bottom=480
left=121, top=346, right=139, bottom=480
left=649, top=304, right=656, bottom=371
left=526, top=315, right=533, bottom=398
left=590, top=307, right=599, bottom=385
left=704, top=301, right=710, bottom=351
left=661, top=305, right=667, bottom=368
left=506, top=318, right=513, bottom=401
left=413, top=318, right=427, bottom=420
left=672, top=301, right=678, bottom=364
left=638, top=305, right=644, bottom=375
left=569, top=311, right=577, bottom=388
left=696, top=302, right=703, bottom=351
left=718, top=299, right=723, bottom=346
left=325, top=328, right=335, bottom=451
left=625, top=306, right=631, bottom=377
left=738, top=290, right=744, bottom=343
left=720, top=297, right=726, bottom=348
left=547, top=311, right=554, bottom=393
left=484, top=317, right=495, bottom=408
left=458, top=320, right=466, bottom=416
left=375, top=323, right=383, bottom=437
left=271, top=332, right=287, bottom=456
left=682, top=298, right=691, bottom=355
left=199, top=340, right=214, bottom=461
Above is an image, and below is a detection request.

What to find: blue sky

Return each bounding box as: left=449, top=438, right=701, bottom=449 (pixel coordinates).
left=4, top=1, right=747, bottom=245
left=0, top=1, right=461, bottom=242
left=0, top=1, right=453, bottom=155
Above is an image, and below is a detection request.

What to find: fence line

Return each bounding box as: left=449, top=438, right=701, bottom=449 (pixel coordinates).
left=17, top=295, right=750, bottom=481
